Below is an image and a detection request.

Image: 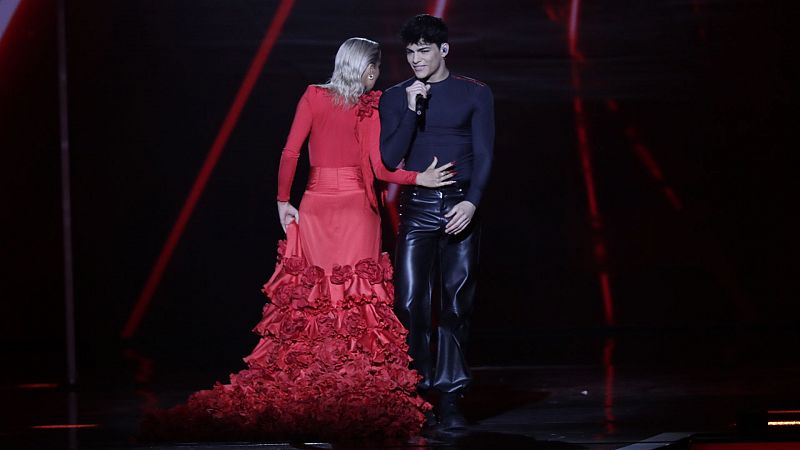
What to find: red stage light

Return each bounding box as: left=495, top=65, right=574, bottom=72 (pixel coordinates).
left=17, top=383, right=59, bottom=389
left=428, top=0, right=449, bottom=18
left=31, top=424, right=98, bottom=430
left=0, top=0, right=23, bottom=46
left=121, top=0, right=297, bottom=338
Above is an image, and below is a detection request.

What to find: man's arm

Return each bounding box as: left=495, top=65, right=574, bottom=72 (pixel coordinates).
left=445, top=84, right=495, bottom=235
left=464, top=84, right=495, bottom=207
left=379, top=88, right=418, bottom=168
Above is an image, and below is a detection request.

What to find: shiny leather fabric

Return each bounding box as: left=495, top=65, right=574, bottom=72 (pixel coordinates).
left=394, top=184, right=481, bottom=394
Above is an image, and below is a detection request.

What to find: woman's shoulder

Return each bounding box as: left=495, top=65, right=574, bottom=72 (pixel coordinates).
left=303, top=84, right=328, bottom=98
left=300, top=85, right=339, bottom=110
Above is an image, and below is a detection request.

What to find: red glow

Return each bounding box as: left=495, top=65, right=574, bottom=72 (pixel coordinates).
left=0, top=0, right=31, bottom=69
left=632, top=143, right=664, bottom=181
left=17, top=383, right=59, bottom=389
left=428, top=0, right=449, bottom=18
left=663, top=187, right=683, bottom=210
left=574, top=97, right=601, bottom=228
left=0, top=0, right=23, bottom=46
left=567, top=0, right=581, bottom=57
left=543, top=1, right=569, bottom=25
left=121, top=0, right=296, bottom=338
left=593, top=242, right=606, bottom=261
left=544, top=5, right=559, bottom=22
left=564, top=0, right=616, bottom=326
left=619, top=117, right=684, bottom=211
left=603, top=337, right=616, bottom=433
left=382, top=183, right=401, bottom=236
left=31, top=424, right=99, bottom=430
left=124, top=349, right=154, bottom=383
left=600, top=271, right=614, bottom=326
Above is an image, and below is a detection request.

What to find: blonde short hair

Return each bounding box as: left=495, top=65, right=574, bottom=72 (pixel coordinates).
left=318, top=37, right=380, bottom=105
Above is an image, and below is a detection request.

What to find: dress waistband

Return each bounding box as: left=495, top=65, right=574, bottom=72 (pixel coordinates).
left=306, top=166, right=365, bottom=192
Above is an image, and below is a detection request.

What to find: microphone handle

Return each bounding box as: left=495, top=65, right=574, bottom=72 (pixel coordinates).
left=415, top=94, right=425, bottom=116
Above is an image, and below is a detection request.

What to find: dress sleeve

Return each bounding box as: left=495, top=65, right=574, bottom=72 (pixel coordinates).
left=276, top=87, right=313, bottom=201
left=365, top=115, right=417, bottom=185
left=465, top=84, right=495, bottom=207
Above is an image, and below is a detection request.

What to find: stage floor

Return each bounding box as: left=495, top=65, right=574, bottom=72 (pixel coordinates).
left=4, top=338, right=800, bottom=449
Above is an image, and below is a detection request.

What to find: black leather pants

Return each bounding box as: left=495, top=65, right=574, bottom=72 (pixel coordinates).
left=393, top=184, right=480, bottom=394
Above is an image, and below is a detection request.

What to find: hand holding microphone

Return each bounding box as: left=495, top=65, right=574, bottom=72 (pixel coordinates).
left=406, top=81, right=431, bottom=115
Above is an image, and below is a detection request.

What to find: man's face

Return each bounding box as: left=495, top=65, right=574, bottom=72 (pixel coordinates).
left=405, top=40, right=446, bottom=80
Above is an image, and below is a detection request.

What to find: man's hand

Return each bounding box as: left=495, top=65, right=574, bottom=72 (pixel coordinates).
left=405, top=81, right=431, bottom=112
left=277, top=201, right=299, bottom=233
left=444, top=201, right=476, bottom=235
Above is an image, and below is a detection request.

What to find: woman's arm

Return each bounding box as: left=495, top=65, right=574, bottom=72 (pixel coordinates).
left=364, top=115, right=454, bottom=186
left=275, top=87, right=313, bottom=231
left=276, top=87, right=313, bottom=202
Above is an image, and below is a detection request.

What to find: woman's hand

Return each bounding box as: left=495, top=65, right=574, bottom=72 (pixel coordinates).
left=277, top=201, right=299, bottom=233
left=415, top=156, right=456, bottom=188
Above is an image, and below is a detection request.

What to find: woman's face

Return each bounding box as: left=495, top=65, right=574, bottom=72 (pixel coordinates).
left=362, top=62, right=380, bottom=91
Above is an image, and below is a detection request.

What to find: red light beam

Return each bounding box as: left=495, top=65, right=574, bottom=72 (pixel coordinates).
left=0, top=0, right=22, bottom=45
left=429, top=0, right=449, bottom=18
left=564, top=0, right=616, bottom=325
left=122, top=0, right=296, bottom=338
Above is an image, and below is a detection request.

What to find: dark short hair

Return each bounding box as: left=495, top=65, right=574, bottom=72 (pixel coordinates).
left=400, top=14, right=448, bottom=47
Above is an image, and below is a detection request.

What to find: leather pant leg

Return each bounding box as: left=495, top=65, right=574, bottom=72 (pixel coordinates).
left=394, top=188, right=440, bottom=391
left=394, top=185, right=480, bottom=393
left=434, top=198, right=480, bottom=393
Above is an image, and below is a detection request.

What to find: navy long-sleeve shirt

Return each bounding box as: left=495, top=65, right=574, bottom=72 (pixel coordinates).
left=379, top=74, right=495, bottom=207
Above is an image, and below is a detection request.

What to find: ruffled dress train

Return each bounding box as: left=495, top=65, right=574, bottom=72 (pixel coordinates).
left=143, top=206, right=429, bottom=441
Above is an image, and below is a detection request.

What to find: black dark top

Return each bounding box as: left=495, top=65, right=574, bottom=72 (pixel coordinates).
left=379, top=74, right=495, bottom=207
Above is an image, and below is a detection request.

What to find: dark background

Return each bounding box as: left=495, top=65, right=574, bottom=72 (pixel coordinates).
left=1, top=0, right=796, bottom=384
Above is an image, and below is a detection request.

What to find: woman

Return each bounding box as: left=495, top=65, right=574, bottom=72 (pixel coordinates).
left=142, top=37, right=454, bottom=441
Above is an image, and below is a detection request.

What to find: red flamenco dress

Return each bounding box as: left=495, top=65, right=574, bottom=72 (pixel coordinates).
left=142, top=86, right=430, bottom=441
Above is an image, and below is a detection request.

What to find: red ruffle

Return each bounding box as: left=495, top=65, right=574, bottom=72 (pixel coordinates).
left=141, top=227, right=430, bottom=441
left=356, top=90, right=382, bottom=120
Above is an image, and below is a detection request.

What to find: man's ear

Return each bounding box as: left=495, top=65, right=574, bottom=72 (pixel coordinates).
left=441, top=43, right=449, bottom=55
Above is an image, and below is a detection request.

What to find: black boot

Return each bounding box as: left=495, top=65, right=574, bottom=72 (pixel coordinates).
left=438, top=392, right=467, bottom=429
left=423, top=409, right=438, bottom=428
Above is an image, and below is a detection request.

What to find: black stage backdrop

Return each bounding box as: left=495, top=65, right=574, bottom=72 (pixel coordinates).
left=1, top=0, right=796, bottom=381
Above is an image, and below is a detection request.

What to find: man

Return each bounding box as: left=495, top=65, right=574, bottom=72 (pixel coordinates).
left=379, top=14, right=494, bottom=429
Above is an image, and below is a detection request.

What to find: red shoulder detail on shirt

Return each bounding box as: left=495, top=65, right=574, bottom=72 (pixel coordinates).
left=452, top=74, right=487, bottom=87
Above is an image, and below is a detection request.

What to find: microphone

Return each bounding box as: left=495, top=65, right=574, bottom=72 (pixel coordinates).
left=415, top=94, right=426, bottom=116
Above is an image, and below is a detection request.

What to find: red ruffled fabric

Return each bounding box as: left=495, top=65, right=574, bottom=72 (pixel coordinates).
left=356, top=90, right=383, bottom=212
left=141, top=223, right=430, bottom=441
left=356, top=90, right=381, bottom=120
